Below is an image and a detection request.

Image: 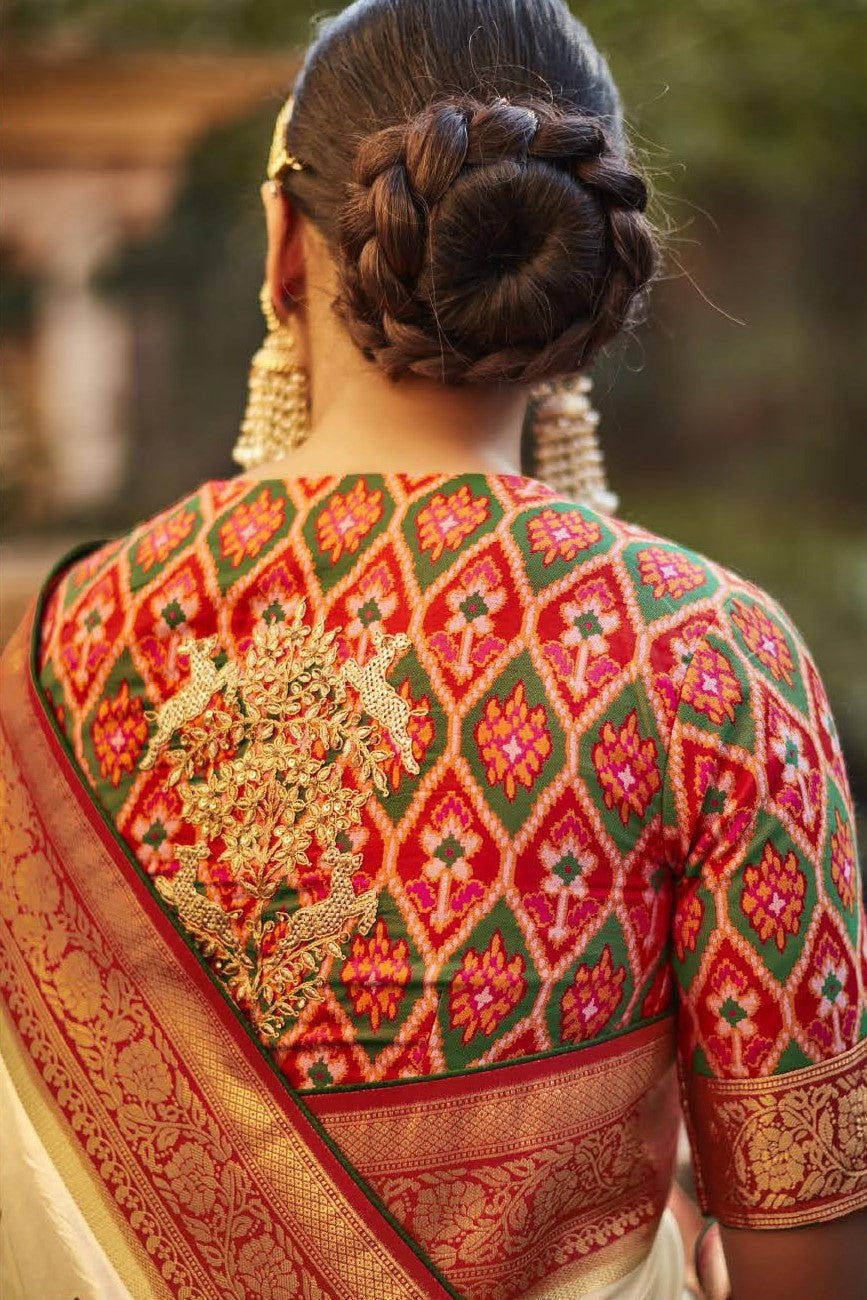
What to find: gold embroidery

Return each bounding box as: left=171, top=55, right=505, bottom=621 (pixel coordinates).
left=140, top=635, right=239, bottom=769
left=684, top=1036, right=867, bottom=1228
left=145, top=606, right=415, bottom=1042
left=0, top=618, right=437, bottom=1300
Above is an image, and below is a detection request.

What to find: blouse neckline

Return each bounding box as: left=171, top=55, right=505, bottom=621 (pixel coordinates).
left=224, top=468, right=557, bottom=494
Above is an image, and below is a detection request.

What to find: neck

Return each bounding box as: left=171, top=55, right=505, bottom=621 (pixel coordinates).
left=242, top=294, right=528, bottom=482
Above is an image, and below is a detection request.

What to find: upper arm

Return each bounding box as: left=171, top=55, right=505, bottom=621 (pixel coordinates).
left=662, top=586, right=867, bottom=1234
left=719, top=1208, right=867, bottom=1300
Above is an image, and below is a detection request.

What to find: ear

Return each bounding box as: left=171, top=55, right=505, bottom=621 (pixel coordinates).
left=262, top=182, right=306, bottom=317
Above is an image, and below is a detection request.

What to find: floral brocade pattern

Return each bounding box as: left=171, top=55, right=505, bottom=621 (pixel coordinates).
left=39, top=471, right=867, bottom=1128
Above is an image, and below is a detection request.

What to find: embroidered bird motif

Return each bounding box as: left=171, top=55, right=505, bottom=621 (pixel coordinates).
left=141, top=637, right=239, bottom=769
left=154, top=847, right=240, bottom=955
left=141, top=610, right=418, bottom=1038
left=275, top=847, right=378, bottom=964
left=341, top=625, right=420, bottom=775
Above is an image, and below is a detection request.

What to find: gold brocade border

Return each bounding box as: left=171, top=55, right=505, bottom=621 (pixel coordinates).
left=0, top=1000, right=156, bottom=1300
left=683, top=1034, right=867, bottom=1229
left=308, top=1021, right=680, bottom=1299
left=0, top=616, right=445, bottom=1300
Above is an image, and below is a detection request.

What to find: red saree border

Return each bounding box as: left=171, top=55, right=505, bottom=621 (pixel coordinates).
left=682, top=1034, right=867, bottom=1229
left=307, top=1020, right=680, bottom=1299
left=0, top=607, right=454, bottom=1299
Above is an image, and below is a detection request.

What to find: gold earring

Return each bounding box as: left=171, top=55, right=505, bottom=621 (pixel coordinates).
left=232, top=282, right=311, bottom=471
left=530, top=375, right=618, bottom=514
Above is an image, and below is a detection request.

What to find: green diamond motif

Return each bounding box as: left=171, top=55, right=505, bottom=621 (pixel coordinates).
left=160, top=599, right=186, bottom=630
left=552, top=851, right=583, bottom=886
left=302, top=475, right=393, bottom=591
left=574, top=610, right=602, bottom=639
left=720, top=996, right=748, bottom=1026
left=142, top=820, right=167, bottom=849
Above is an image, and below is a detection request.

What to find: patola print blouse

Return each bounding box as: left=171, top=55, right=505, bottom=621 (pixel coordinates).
left=39, top=471, right=867, bottom=1247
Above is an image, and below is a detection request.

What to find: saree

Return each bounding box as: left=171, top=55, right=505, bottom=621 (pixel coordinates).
left=3, top=470, right=867, bottom=1298
left=1, top=605, right=681, bottom=1298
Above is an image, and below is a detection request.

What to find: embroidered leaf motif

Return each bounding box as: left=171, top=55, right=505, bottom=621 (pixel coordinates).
left=144, top=603, right=416, bottom=1043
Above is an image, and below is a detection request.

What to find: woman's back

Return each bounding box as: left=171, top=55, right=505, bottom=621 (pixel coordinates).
left=32, top=467, right=867, bottom=1294
left=3, top=0, right=867, bottom=1295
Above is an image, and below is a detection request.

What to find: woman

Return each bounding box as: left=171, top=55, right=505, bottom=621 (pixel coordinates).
left=1, top=2, right=865, bottom=1297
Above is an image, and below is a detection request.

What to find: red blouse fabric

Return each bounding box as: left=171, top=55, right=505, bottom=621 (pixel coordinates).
left=37, top=471, right=867, bottom=1226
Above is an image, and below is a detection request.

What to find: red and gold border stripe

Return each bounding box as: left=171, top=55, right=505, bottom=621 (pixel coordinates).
left=0, top=608, right=453, bottom=1299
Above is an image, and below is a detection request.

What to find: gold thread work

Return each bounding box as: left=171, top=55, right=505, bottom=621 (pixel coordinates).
left=144, top=605, right=417, bottom=1043
left=685, top=1035, right=867, bottom=1227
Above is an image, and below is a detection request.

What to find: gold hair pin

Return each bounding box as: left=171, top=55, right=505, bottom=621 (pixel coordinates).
left=267, top=95, right=305, bottom=183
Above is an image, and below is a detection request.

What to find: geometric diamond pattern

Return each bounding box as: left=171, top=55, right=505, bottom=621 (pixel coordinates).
left=39, top=471, right=867, bottom=1090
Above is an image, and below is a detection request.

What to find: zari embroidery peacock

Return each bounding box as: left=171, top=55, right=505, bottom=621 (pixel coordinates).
left=144, top=604, right=416, bottom=1043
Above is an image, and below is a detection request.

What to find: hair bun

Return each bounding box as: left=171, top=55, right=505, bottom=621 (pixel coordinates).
left=334, top=95, right=655, bottom=383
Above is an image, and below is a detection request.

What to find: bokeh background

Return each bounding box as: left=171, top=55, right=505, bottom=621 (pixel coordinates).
left=3, top=0, right=866, bottom=854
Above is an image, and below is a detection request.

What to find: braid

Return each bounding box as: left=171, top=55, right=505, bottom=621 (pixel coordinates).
left=334, top=97, right=656, bottom=383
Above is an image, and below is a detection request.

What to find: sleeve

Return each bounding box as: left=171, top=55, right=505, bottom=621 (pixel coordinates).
left=663, top=584, right=867, bottom=1228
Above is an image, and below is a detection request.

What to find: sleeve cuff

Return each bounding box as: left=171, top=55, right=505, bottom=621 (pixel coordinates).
left=681, top=1034, right=867, bottom=1228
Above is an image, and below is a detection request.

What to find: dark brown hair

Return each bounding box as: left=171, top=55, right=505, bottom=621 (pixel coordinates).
left=282, top=0, right=656, bottom=384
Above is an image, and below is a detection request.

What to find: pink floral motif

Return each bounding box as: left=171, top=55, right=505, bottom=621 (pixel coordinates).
left=139, top=565, right=203, bottom=687
left=829, top=810, right=856, bottom=910
left=219, top=487, right=285, bottom=568
left=345, top=563, right=398, bottom=660
left=527, top=508, right=601, bottom=566
left=130, top=786, right=185, bottom=874
left=730, top=598, right=795, bottom=686
left=475, top=681, right=552, bottom=801
left=448, top=931, right=526, bottom=1044
left=91, top=681, right=148, bottom=787
left=249, top=561, right=301, bottom=629
left=592, top=711, right=660, bottom=826
left=704, top=961, right=764, bottom=1079
left=741, top=842, right=806, bottom=952
left=560, top=946, right=626, bottom=1043
left=412, top=793, right=484, bottom=931
left=637, top=547, right=706, bottom=601
left=544, top=577, right=620, bottom=698
left=536, top=812, right=597, bottom=945
left=805, top=929, right=854, bottom=1056
left=429, top=557, right=507, bottom=680
left=767, top=705, right=821, bottom=831
left=679, top=641, right=742, bottom=726
left=135, top=507, right=196, bottom=573
left=416, top=485, right=490, bottom=563
left=340, top=918, right=412, bottom=1032
left=60, top=571, right=120, bottom=697
left=316, top=479, right=384, bottom=564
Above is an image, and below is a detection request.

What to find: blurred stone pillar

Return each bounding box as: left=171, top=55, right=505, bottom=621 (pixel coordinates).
left=36, top=209, right=130, bottom=513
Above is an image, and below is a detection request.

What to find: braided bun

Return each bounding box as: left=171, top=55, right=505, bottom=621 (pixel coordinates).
left=333, top=97, right=654, bottom=383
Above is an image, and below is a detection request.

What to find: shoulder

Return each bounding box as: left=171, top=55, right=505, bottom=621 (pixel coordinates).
left=515, top=494, right=814, bottom=677
left=37, top=479, right=245, bottom=708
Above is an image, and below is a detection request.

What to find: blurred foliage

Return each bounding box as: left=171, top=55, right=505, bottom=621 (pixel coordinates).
left=7, top=0, right=867, bottom=841
left=10, top=0, right=867, bottom=197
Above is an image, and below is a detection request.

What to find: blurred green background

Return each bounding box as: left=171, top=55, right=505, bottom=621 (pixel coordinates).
left=2, top=0, right=865, bottom=852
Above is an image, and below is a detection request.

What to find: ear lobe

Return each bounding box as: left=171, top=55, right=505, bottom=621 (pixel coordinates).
left=263, top=186, right=306, bottom=314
